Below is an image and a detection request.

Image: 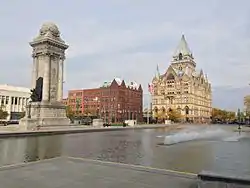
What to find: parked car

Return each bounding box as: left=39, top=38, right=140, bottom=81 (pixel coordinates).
left=81, top=117, right=92, bottom=125
left=103, top=123, right=111, bottom=127
left=0, top=121, right=7, bottom=126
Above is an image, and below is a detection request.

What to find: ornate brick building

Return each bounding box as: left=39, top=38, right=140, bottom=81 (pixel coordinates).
left=244, top=95, right=250, bottom=114
left=151, top=35, right=212, bottom=123
left=67, top=78, right=143, bottom=123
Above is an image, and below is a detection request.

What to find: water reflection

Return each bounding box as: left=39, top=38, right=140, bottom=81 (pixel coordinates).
left=0, top=127, right=249, bottom=175
left=0, top=135, right=63, bottom=166
left=25, top=135, right=63, bottom=162
left=0, top=138, right=26, bottom=165
left=140, top=129, right=154, bottom=166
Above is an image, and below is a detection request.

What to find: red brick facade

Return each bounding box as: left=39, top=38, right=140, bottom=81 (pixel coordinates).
left=67, top=79, right=143, bottom=123
left=62, top=98, right=68, bottom=105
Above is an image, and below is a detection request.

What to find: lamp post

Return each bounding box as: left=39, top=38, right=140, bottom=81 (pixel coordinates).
left=93, top=97, right=99, bottom=118
left=76, top=99, right=80, bottom=114
left=76, top=98, right=81, bottom=123
left=177, top=70, right=184, bottom=122
left=237, top=108, right=241, bottom=131
left=145, top=91, right=152, bottom=124
left=27, top=101, right=31, bottom=118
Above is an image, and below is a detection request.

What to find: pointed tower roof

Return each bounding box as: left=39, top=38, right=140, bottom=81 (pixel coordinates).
left=156, top=64, right=160, bottom=79
left=173, top=35, right=192, bottom=57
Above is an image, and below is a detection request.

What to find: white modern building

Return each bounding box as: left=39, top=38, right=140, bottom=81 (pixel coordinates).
left=0, top=84, right=30, bottom=121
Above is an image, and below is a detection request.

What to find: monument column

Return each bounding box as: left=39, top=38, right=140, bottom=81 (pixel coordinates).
left=42, top=54, right=51, bottom=101
left=57, top=57, right=64, bottom=101
left=31, top=55, right=38, bottom=89
left=19, top=22, right=70, bottom=130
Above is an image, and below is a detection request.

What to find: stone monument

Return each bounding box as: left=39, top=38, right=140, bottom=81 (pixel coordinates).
left=19, top=22, right=70, bottom=130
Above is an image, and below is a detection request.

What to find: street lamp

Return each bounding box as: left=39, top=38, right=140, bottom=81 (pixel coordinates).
left=93, top=97, right=99, bottom=118
left=144, top=93, right=152, bottom=124
left=237, top=108, right=242, bottom=131
left=27, top=101, right=31, bottom=118
left=76, top=98, right=80, bottom=113
left=75, top=98, right=81, bottom=124
left=177, top=70, right=184, bottom=122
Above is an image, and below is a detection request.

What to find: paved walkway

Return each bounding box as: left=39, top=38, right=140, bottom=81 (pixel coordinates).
left=0, top=157, right=197, bottom=188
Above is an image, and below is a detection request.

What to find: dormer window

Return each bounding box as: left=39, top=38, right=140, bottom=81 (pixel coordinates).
left=178, top=53, right=183, bottom=60
left=166, top=73, right=175, bottom=80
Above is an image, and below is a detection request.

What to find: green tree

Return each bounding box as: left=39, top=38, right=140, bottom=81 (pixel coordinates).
left=167, top=109, right=182, bottom=122
left=0, top=108, right=8, bottom=120
left=158, top=110, right=166, bottom=121
left=66, top=106, right=74, bottom=120
left=18, top=112, right=26, bottom=119
left=212, top=108, right=236, bottom=122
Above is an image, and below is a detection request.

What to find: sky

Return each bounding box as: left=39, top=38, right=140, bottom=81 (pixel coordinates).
left=0, top=0, right=250, bottom=111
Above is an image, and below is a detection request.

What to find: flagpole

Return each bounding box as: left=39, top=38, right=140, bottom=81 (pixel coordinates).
left=147, top=83, right=153, bottom=124
left=147, top=94, right=150, bottom=124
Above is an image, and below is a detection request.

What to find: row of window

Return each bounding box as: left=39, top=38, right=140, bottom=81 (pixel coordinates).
left=69, top=90, right=142, bottom=98
left=155, top=89, right=200, bottom=95
left=0, top=95, right=29, bottom=106
left=69, top=96, right=142, bottom=104
left=153, top=99, right=209, bottom=104
left=72, top=104, right=141, bottom=110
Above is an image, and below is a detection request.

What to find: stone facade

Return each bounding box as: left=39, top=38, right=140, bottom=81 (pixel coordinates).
left=19, top=22, right=70, bottom=130
left=244, top=95, right=250, bottom=114
left=0, top=84, right=30, bottom=121
left=151, top=35, right=212, bottom=123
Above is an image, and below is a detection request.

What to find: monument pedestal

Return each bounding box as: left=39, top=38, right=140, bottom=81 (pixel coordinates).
left=19, top=101, right=70, bottom=130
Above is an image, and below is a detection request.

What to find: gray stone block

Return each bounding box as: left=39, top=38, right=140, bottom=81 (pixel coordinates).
left=0, top=157, right=197, bottom=188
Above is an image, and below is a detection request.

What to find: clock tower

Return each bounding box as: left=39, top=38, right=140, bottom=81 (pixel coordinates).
left=171, top=35, right=196, bottom=73
left=151, top=35, right=212, bottom=124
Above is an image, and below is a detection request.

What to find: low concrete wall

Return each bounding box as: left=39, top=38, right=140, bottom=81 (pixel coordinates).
left=124, top=120, right=137, bottom=126
left=0, top=124, right=169, bottom=138
left=92, top=119, right=104, bottom=127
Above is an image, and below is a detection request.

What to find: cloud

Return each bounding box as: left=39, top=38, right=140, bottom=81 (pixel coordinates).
left=0, top=0, right=250, bottom=110
left=66, top=21, right=177, bottom=58
left=213, top=86, right=250, bottom=111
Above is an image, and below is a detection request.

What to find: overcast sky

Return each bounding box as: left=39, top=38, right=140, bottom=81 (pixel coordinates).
left=0, top=0, right=250, bottom=111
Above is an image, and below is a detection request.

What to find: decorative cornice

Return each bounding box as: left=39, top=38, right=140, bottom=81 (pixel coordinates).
left=30, top=38, right=69, bottom=49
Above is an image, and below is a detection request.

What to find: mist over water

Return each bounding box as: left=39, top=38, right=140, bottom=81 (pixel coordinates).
left=163, top=126, right=232, bottom=145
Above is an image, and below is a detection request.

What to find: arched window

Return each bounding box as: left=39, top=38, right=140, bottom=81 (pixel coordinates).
left=185, top=106, right=189, bottom=115
left=162, top=107, right=166, bottom=113
left=177, top=106, right=181, bottom=113
left=154, top=107, right=158, bottom=113
left=166, top=73, right=175, bottom=80
left=179, top=53, right=183, bottom=60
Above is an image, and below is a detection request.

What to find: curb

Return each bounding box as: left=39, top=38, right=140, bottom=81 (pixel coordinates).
left=0, top=125, right=172, bottom=138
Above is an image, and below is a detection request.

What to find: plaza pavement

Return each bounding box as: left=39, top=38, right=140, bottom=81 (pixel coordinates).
left=0, top=156, right=248, bottom=187
left=0, top=156, right=198, bottom=188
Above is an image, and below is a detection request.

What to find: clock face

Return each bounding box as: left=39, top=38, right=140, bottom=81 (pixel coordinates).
left=178, top=70, right=184, bottom=77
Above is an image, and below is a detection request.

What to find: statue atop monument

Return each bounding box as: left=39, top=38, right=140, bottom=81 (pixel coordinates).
left=33, top=22, right=65, bottom=43
left=19, top=22, right=70, bottom=130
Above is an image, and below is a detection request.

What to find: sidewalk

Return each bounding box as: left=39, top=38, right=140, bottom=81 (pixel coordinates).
left=0, top=157, right=197, bottom=188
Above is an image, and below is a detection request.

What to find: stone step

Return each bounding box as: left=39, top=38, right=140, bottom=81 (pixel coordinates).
left=198, top=170, right=250, bottom=187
